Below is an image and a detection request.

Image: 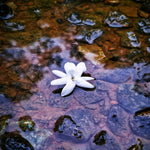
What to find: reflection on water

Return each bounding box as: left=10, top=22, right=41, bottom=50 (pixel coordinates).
left=0, top=0, right=150, bottom=149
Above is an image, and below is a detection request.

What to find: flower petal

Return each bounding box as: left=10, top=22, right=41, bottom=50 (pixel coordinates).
left=64, top=62, right=76, bottom=75
left=76, top=62, right=86, bottom=77
left=52, top=70, right=66, bottom=78
left=51, top=77, right=68, bottom=85
left=81, top=77, right=95, bottom=81
left=61, top=80, right=76, bottom=96
left=75, top=77, right=94, bottom=88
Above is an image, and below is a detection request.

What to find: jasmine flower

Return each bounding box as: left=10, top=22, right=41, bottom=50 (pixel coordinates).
left=51, top=62, right=94, bottom=96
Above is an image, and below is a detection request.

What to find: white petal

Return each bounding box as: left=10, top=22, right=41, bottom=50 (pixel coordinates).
left=81, top=77, right=95, bottom=81
left=64, top=62, right=76, bottom=75
left=51, top=77, right=68, bottom=85
left=52, top=70, right=66, bottom=78
left=61, top=80, right=76, bottom=96
left=76, top=62, right=86, bottom=77
left=75, top=77, right=94, bottom=88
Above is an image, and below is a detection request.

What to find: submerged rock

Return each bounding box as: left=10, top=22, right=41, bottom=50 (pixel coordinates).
left=117, top=84, right=150, bottom=114
left=67, top=12, right=100, bottom=27
left=0, top=114, right=12, bottom=135
left=127, top=139, right=143, bottom=150
left=54, top=108, right=95, bottom=142
left=92, top=130, right=120, bottom=150
left=133, top=63, right=150, bottom=82
left=120, top=31, right=141, bottom=48
left=18, top=116, right=35, bottom=132
left=129, top=108, right=150, bottom=139
left=54, top=115, right=82, bottom=139
left=0, top=132, right=34, bottom=150
left=107, top=105, right=129, bottom=137
left=94, top=68, right=132, bottom=83
left=104, top=11, right=132, bottom=28
left=0, top=3, right=13, bottom=20
left=76, top=28, right=103, bottom=44
left=2, top=20, right=24, bottom=31
left=137, top=18, right=150, bottom=34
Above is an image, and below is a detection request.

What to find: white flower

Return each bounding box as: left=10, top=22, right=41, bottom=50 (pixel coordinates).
left=51, top=62, right=95, bottom=96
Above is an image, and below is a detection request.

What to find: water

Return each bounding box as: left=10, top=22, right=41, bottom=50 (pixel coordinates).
left=0, top=0, right=150, bottom=150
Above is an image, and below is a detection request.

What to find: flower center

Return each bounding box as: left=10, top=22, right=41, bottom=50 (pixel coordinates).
left=71, top=76, right=74, bottom=81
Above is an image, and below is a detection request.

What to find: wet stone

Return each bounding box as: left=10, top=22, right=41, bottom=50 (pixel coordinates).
left=126, top=49, right=143, bottom=62
left=93, top=68, right=132, bottom=83
left=92, top=130, right=120, bottom=150
left=137, top=18, right=150, bottom=34
left=76, top=28, right=103, bottom=44
left=65, top=108, right=95, bottom=142
left=120, top=31, right=141, bottom=48
left=133, top=63, right=150, bottom=82
left=18, top=116, right=35, bottom=132
left=54, top=115, right=82, bottom=139
left=74, top=88, right=105, bottom=105
left=0, top=94, right=13, bottom=115
left=0, top=114, right=12, bottom=135
left=25, top=64, right=43, bottom=82
left=107, top=105, right=129, bottom=137
left=0, top=3, right=13, bottom=20
left=54, top=108, right=95, bottom=142
left=1, top=48, right=25, bottom=61
left=67, top=12, right=98, bottom=27
left=129, top=108, right=150, bottom=139
left=117, top=84, right=150, bottom=114
left=0, top=132, right=34, bottom=150
left=127, top=139, right=143, bottom=150
left=49, top=92, right=73, bottom=109
left=2, top=21, right=24, bottom=31
left=67, top=12, right=82, bottom=25
left=104, top=11, right=132, bottom=28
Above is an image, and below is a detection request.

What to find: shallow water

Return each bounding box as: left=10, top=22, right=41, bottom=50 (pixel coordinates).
left=0, top=0, right=150, bottom=150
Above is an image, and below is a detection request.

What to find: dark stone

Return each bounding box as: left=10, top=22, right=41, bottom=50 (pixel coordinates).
left=54, top=108, right=95, bottom=142
left=107, top=105, right=129, bottom=137
left=18, top=116, right=35, bottom=132
left=141, top=0, right=150, bottom=13
left=121, top=31, right=141, bottom=48
left=138, top=18, right=150, bottom=34
left=2, top=21, right=24, bottom=31
left=0, top=3, right=13, bottom=20
left=94, top=68, right=132, bottom=83
left=54, top=115, right=82, bottom=139
left=93, top=130, right=106, bottom=145
left=0, top=114, right=12, bottom=134
left=126, top=49, right=143, bottom=62
left=127, top=139, right=143, bottom=150
left=129, top=109, right=150, bottom=139
left=104, top=11, right=132, bottom=28
left=117, top=84, right=150, bottom=114
left=56, top=18, right=64, bottom=24
left=76, top=28, right=103, bottom=44
left=0, top=132, right=34, bottom=150
left=92, top=130, right=120, bottom=150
